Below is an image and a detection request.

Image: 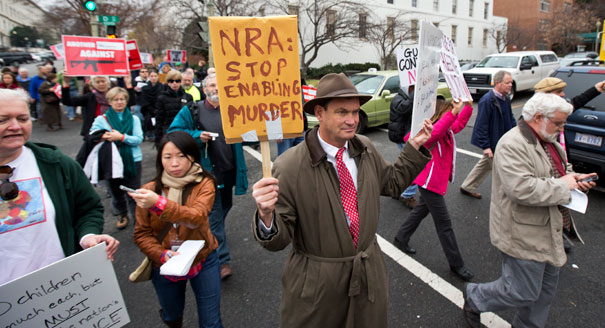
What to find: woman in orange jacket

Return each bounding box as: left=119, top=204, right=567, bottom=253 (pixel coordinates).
left=131, top=131, right=221, bottom=328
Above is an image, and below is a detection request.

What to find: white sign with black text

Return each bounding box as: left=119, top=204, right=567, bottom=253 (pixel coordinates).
left=440, top=35, right=472, bottom=102
left=396, top=46, right=418, bottom=91
left=0, top=243, right=130, bottom=328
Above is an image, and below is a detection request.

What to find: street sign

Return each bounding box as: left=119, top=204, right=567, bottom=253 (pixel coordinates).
left=98, top=15, right=120, bottom=26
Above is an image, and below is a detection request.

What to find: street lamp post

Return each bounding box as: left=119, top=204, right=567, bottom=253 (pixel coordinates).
left=597, top=21, right=602, bottom=52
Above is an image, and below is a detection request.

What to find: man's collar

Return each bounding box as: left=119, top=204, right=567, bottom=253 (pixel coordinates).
left=204, top=99, right=219, bottom=109
left=493, top=89, right=506, bottom=100
left=317, top=130, right=348, bottom=160
left=518, top=119, right=538, bottom=145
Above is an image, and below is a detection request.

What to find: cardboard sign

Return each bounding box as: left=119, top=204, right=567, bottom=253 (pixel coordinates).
left=440, top=35, right=472, bottom=102
left=0, top=243, right=130, bottom=328
left=166, top=49, right=186, bottom=63
left=126, top=40, right=143, bottom=70
left=209, top=16, right=303, bottom=143
left=139, top=52, right=153, bottom=64
left=410, top=22, right=443, bottom=137
left=50, top=43, right=64, bottom=60
left=302, top=85, right=316, bottom=102
left=396, top=46, right=418, bottom=90
left=62, top=35, right=129, bottom=76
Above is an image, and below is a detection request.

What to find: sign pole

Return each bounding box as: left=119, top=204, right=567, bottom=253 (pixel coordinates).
left=260, top=141, right=272, bottom=178
left=90, top=14, right=99, bottom=37
left=207, top=2, right=215, bottom=67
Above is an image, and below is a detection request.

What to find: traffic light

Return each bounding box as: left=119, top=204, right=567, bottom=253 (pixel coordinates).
left=83, top=1, right=96, bottom=12
left=107, top=25, right=117, bottom=38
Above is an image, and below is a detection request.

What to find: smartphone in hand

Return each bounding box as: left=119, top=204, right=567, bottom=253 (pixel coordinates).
left=119, top=185, right=139, bottom=194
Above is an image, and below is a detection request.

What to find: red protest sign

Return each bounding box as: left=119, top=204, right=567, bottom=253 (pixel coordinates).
left=167, top=49, right=186, bottom=63
left=126, top=40, right=143, bottom=70
left=62, top=35, right=129, bottom=76
left=50, top=43, right=64, bottom=60
left=302, top=85, right=316, bottom=102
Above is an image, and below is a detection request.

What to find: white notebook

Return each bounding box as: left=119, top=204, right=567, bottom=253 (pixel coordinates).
left=160, top=240, right=205, bottom=276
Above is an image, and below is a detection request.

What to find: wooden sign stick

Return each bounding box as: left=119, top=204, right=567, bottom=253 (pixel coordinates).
left=260, top=140, right=272, bottom=178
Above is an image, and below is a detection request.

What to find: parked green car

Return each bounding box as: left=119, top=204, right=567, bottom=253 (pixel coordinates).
left=307, top=70, right=453, bottom=133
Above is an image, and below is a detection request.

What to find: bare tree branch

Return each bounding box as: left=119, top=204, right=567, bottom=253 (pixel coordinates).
left=366, top=11, right=412, bottom=70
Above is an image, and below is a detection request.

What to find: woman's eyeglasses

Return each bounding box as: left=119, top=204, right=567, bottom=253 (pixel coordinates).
left=167, top=79, right=181, bottom=84
left=0, top=166, right=19, bottom=201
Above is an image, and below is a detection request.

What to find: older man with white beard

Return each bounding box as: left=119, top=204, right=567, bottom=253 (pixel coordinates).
left=168, top=73, right=248, bottom=280
left=462, top=92, right=597, bottom=328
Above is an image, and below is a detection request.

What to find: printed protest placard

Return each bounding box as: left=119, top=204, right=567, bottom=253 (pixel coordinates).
left=140, top=52, right=153, bottom=64
left=302, top=85, right=316, bottom=102
left=50, top=43, right=64, bottom=60
left=208, top=15, right=303, bottom=144
left=126, top=40, right=143, bottom=70
left=440, top=35, right=472, bottom=102
left=396, top=46, right=418, bottom=90
left=62, top=35, right=129, bottom=76
left=410, top=22, right=443, bottom=137
left=0, top=243, right=130, bottom=328
left=167, top=49, right=186, bottom=63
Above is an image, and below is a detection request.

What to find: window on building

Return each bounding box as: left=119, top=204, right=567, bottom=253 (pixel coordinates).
left=452, top=25, right=457, bottom=44
left=538, top=19, right=550, bottom=32
left=387, top=0, right=393, bottom=4
left=411, top=20, right=419, bottom=42
left=563, top=2, right=571, bottom=13
left=411, top=0, right=417, bottom=7
left=288, top=5, right=299, bottom=16
left=469, top=0, right=476, bottom=17
left=468, top=27, right=473, bottom=46
left=484, top=2, right=489, bottom=19
left=359, top=14, right=367, bottom=39
left=326, top=10, right=336, bottom=37
left=452, top=0, right=457, bottom=14
left=540, top=0, right=550, bottom=12
left=387, top=17, right=395, bottom=41
left=433, top=0, right=439, bottom=11
left=482, top=29, right=488, bottom=47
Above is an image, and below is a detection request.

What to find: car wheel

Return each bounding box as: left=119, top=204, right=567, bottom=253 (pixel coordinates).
left=357, top=112, right=368, bottom=134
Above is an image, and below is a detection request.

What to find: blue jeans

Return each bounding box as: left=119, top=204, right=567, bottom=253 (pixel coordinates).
left=132, top=104, right=144, bottom=124
left=65, top=89, right=79, bottom=119
left=151, top=251, right=223, bottom=327
left=397, top=143, right=418, bottom=198
left=209, top=185, right=233, bottom=265
left=277, top=136, right=304, bottom=156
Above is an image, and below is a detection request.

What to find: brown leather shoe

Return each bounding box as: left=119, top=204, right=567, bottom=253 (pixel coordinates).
left=400, top=196, right=418, bottom=209
left=220, top=263, right=232, bottom=280
left=460, top=188, right=482, bottom=199
left=116, top=215, right=128, bottom=230
left=463, top=283, right=482, bottom=328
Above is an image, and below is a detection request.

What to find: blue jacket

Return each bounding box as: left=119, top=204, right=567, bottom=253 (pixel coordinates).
left=168, top=104, right=248, bottom=195
left=29, top=75, right=45, bottom=101
left=470, top=90, right=516, bottom=152
left=89, top=110, right=144, bottom=162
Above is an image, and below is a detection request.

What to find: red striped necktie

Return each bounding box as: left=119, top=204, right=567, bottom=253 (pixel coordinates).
left=336, top=147, right=360, bottom=248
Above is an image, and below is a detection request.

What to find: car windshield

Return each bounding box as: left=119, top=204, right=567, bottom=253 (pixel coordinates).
left=350, top=75, right=384, bottom=95
left=553, top=69, right=605, bottom=111
left=476, top=56, right=519, bottom=68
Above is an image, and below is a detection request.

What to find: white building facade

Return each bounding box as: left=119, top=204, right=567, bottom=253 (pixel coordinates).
left=307, top=0, right=508, bottom=68
left=0, top=0, right=46, bottom=48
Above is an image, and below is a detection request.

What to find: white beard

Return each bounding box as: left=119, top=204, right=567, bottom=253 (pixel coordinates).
left=540, top=120, right=558, bottom=143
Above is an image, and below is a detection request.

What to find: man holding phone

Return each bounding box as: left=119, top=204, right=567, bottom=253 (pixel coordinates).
left=462, top=93, right=597, bottom=328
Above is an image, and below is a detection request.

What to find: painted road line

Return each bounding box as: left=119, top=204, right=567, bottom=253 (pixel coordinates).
left=376, top=235, right=510, bottom=328
left=243, top=143, right=510, bottom=327
left=377, top=128, right=483, bottom=159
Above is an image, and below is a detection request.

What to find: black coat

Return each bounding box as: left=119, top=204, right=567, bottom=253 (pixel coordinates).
left=570, top=86, right=601, bottom=111
left=62, top=86, right=136, bottom=136
left=155, top=87, right=193, bottom=142
left=388, top=89, right=414, bottom=143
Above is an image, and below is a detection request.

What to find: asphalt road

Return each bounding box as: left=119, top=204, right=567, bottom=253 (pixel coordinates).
left=27, top=90, right=605, bottom=328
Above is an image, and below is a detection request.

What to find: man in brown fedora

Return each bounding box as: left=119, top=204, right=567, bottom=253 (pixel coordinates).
left=251, top=73, right=433, bottom=327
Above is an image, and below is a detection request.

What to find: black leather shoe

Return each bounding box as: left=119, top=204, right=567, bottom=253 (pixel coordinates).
left=462, top=283, right=481, bottom=328
left=451, top=265, right=474, bottom=281
left=393, top=238, right=416, bottom=254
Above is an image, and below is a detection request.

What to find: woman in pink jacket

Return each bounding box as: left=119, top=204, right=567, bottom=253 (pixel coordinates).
left=393, top=98, right=475, bottom=281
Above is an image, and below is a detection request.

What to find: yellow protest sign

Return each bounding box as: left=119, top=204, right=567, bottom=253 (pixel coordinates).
left=209, top=16, right=303, bottom=144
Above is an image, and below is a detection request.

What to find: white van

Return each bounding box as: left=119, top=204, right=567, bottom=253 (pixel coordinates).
left=462, top=51, right=559, bottom=99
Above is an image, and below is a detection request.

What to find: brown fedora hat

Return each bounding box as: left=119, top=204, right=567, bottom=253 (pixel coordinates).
left=303, top=73, right=372, bottom=115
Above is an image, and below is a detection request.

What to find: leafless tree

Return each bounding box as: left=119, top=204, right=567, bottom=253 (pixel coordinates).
left=488, top=23, right=507, bottom=53
left=543, top=4, right=599, bottom=55
left=366, top=12, right=412, bottom=70
left=266, top=0, right=368, bottom=73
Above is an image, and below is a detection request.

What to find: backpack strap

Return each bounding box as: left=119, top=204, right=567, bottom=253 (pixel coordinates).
left=187, top=100, right=204, bottom=131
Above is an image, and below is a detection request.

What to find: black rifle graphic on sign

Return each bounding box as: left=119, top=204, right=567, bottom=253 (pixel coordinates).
left=70, top=59, right=123, bottom=72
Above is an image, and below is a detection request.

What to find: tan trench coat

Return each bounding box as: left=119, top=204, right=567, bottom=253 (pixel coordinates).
left=253, top=127, right=431, bottom=328
left=490, top=120, right=582, bottom=268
